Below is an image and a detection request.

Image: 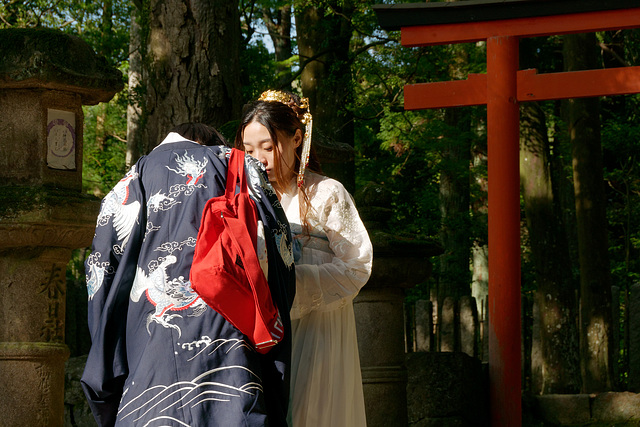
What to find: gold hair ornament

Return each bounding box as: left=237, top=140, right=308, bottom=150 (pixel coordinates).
left=258, top=90, right=313, bottom=188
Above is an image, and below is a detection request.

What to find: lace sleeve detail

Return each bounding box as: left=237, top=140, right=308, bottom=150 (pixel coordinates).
left=290, top=177, right=373, bottom=319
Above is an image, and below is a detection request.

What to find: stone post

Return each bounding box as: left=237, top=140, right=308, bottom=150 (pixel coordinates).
left=0, top=28, right=122, bottom=427
left=353, top=183, right=442, bottom=427
left=415, top=300, right=433, bottom=352
left=628, top=283, right=640, bottom=391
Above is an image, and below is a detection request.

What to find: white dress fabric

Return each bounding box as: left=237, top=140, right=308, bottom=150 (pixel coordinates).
left=280, top=172, right=373, bottom=427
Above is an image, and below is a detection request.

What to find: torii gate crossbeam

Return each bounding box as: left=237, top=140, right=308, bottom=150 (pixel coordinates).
left=374, top=2, right=640, bottom=426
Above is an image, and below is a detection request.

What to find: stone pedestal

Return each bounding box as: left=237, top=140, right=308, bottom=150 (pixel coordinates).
left=354, top=183, right=442, bottom=427
left=406, top=352, right=488, bottom=426
left=0, top=28, right=122, bottom=427
left=0, top=342, right=69, bottom=426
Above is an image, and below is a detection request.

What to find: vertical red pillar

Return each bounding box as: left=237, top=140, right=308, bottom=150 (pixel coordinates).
left=486, top=36, right=522, bottom=427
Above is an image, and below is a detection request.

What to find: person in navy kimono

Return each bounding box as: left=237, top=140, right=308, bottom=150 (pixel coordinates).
left=81, top=123, right=295, bottom=427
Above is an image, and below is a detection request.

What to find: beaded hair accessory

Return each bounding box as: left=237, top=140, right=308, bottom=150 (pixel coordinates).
left=258, top=90, right=313, bottom=188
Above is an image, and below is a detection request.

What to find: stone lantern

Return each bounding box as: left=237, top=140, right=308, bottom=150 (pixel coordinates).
left=0, top=28, right=122, bottom=427
left=354, top=182, right=442, bottom=426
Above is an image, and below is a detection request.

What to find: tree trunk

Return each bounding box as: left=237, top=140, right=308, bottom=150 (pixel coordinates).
left=94, top=0, right=115, bottom=152
left=438, top=40, right=472, bottom=301
left=520, top=99, right=580, bottom=393
left=262, top=4, right=292, bottom=90
left=519, top=38, right=581, bottom=394
left=295, top=1, right=355, bottom=191
left=438, top=106, right=472, bottom=300
left=127, top=1, right=143, bottom=167
left=142, top=0, right=242, bottom=151
left=563, top=32, right=614, bottom=392
left=101, top=0, right=114, bottom=59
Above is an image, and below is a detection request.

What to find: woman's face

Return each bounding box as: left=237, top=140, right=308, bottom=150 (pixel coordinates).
left=242, top=121, right=301, bottom=184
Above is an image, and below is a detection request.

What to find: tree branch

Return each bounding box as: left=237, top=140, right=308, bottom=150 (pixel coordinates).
left=599, top=41, right=629, bottom=67
left=108, top=133, right=127, bottom=144
left=350, top=39, right=393, bottom=60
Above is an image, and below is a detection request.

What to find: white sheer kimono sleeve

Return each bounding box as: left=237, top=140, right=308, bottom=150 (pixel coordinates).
left=289, top=177, right=373, bottom=319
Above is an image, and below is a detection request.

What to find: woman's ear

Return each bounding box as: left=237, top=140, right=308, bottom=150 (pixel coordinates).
left=293, top=129, right=303, bottom=148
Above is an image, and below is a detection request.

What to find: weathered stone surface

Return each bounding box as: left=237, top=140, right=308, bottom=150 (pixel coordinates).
left=534, top=394, right=592, bottom=425
left=0, top=186, right=99, bottom=250
left=0, top=342, right=69, bottom=427
left=612, top=286, right=620, bottom=384
left=64, top=355, right=96, bottom=427
left=355, top=183, right=393, bottom=230
left=0, top=89, right=85, bottom=189
left=356, top=284, right=409, bottom=426
left=0, top=248, right=72, bottom=343
left=0, top=28, right=123, bottom=105
left=459, top=296, right=478, bottom=357
left=592, top=392, right=640, bottom=423
left=356, top=287, right=406, bottom=368
left=362, top=367, right=408, bottom=427
left=368, top=254, right=434, bottom=290
left=367, top=230, right=440, bottom=290
left=406, top=352, right=487, bottom=426
left=629, top=284, right=640, bottom=392
left=415, top=300, right=433, bottom=352
left=440, top=297, right=455, bottom=352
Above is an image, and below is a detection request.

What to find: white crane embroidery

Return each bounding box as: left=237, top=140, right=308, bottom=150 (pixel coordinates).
left=97, top=166, right=141, bottom=249
left=131, top=255, right=207, bottom=337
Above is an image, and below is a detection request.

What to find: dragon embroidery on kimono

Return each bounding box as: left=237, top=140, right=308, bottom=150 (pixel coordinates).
left=166, top=151, right=208, bottom=186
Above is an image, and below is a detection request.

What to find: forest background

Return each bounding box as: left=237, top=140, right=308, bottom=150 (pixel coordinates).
left=2, top=0, right=639, bottom=396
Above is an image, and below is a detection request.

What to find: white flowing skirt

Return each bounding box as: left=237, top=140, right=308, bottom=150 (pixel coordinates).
left=288, top=246, right=367, bottom=427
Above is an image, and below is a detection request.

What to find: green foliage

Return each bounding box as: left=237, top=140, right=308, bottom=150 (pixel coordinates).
left=82, top=74, right=129, bottom=197
left=602, top=94, right=640, bottom=288
left=6, top=1, right=640, bottom=315
left=351, top=26, right=488, bottom=240
left=0, top=0, right=131, bottom=66
left=0, top=0, right=71, bottom=28
left=240, top=39, right=287, bottom=101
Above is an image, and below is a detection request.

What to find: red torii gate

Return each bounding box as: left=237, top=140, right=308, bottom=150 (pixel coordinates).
left=374, top=1, right=640, bottom=426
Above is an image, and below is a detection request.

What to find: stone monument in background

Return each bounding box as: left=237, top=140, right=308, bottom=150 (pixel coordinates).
left=0, top=28, right=122, bottom=427
left=354, top=182, right=442, bottom=426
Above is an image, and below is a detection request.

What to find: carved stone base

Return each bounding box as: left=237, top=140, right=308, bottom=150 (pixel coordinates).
left=0, top=342, right=69, bottom=427
left=355, top=287, right=409, bottom=427
left=362, top=366, right=408, bottom=427
left=0, top=238, right=89, bottom=427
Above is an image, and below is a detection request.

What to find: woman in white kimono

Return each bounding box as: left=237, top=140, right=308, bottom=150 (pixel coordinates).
left=235, top=90, right=373, bottom=426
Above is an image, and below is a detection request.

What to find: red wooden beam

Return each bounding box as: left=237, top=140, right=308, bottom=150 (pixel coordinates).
left=406, top=66, right=640, bottom=110
left=402, top=8, right=640, bottom=46
left=486, top=36, right=522, bottom=427
left=518, top=67, right=640, bottom=101
left=405, top=73, right=486, bottom=110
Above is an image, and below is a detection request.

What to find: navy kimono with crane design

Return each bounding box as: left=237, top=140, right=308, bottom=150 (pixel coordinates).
left=81, top=134, right=295, bottom=427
